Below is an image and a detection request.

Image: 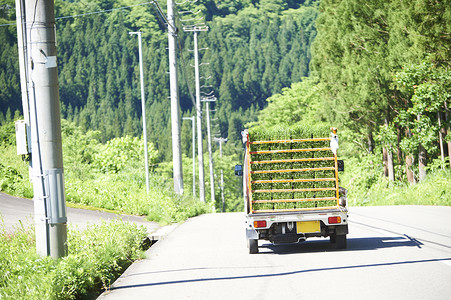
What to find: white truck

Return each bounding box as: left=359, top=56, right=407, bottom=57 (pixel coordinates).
left=236, top=128, right=348, bottom=254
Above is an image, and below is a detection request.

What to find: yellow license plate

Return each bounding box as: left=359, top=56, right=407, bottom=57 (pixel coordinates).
left=297, top=221, right=320, bottom=234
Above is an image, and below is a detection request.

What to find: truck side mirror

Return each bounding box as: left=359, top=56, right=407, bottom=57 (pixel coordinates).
left=235, top=164, right=243, bottom=176
left=338, top=160, right=344, bottom=172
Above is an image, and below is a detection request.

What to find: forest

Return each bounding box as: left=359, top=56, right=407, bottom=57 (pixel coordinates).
left=0, top=0, right=450, bottom=209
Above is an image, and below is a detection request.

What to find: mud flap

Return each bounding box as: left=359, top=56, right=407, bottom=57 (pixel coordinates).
left=246, top=228, right=258, bottom=240
left=336, top=224, right=349, bottom=235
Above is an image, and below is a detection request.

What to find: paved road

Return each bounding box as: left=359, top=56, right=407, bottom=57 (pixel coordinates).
left=99, top=206, right=451, bottom=300
left=0, top=192, right=160, bottom=234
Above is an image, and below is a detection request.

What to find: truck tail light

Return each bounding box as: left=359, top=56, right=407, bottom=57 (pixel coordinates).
left=328, top=216, right=341, bottom=224
left=254, top=220, right=267, bottom=228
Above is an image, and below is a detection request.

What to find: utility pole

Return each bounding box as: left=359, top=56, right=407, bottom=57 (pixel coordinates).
left=202, top=97, right=216, bottom=205
left=183, top=116, right=196, bottom=197
left=15, top=0, right=29, bottom=129
left=129, top=31, right=150, bottom=194
left=167, top=0, right=184, bottom=194
left=18, top=0, right=67, bottom=258
left=184, top=25, right=208, bottom=202
left=214, top=137, right=227, bottom=212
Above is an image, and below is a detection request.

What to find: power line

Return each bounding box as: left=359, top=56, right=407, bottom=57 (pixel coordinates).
left=56, top=2, right=154, bottom=20
left=177, top=38, right=203, bottom=115
left=0, top=1, right=154, bottom=27
left=151, top=1, right=177, bottom=33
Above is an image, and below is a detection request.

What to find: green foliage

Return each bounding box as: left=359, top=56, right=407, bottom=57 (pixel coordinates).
left=0, top=4, right=21, bottom=116
left=393, top=62, right=451, bottom=155
left=340, top=153, right=385, bottom=205
left=0, top=219, right=147, bottom=299
left=375, top=124, right=398, bottom=152
left=346, top=167, right=451, bottom=207
left=95, top=135, right=158, bottom=174
left=0, top=163, right=23, bottom=193
left=0, top=144, right=33, bottom=198
left=61, top=119, right=101, bottom=180
left=60, top=121, right=208, bottom=224
left=250, top=77, right=327, bottom=129
left=0, top=121, right=16, bottom=146
left=304, top=0, right=451, bottom=187
left=339, top=152, right=451, bottom=206
left=212, top=151, right=244, bottom=212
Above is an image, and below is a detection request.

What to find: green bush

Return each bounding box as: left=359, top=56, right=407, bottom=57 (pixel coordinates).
left=94, top=135, right=158, bottom=174
left=0, top=219, right=147, bottom=299
left=339, top=152, right=451, bottom=206
left=0, top=146, right=33, bottom=198
left=0, top=122, right=16, bottom=147
left=350, top=169, right=451, bottom=206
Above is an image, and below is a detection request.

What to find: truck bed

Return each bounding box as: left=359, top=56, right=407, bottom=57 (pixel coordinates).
left=243, top=131, right=343, bottom=214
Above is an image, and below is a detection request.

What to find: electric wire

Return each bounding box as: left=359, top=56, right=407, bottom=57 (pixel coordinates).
left=173, top=5, right=213, bottom=115
left=0, top=1, right=154, bottom=27
left=177, top=32, right=203, bottom=115
left=151, top=1, right=177, bottom=33
left=56, top=1, right=154, bottom=20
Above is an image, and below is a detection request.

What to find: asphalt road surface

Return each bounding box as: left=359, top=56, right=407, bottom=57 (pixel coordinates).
left=0, top=192, right=159, bottom=234
left=100, top=206, right=451, bottom=300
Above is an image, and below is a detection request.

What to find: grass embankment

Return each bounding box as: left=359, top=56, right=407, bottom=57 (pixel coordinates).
left=0, top=219, right=147, bottom=299
left=340, top=155, right=451, bottom=206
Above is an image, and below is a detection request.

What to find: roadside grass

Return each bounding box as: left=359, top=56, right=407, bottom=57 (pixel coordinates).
left=0, top=120, right=210, bottom=225
left=350, top=170, right=451, bottom=206
left=340, top=154, right=451, bottom=207
left=0, top=145, right=33, bottom=198
left=65, top=171, right=210, bottom=225
left=0, top=219, right=147, bottom=299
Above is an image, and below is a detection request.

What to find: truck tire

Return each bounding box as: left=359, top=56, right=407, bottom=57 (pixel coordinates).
left=248, top=239, right=258, bottom=254
left=335, top=234, right=347, bottom=249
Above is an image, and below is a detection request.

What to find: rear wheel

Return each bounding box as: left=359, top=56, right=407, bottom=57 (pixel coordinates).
left=248, top=239, right=258, bottom=254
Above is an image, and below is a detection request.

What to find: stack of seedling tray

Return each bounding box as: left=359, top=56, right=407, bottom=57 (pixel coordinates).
left=247, top=125, right=339, bottom=213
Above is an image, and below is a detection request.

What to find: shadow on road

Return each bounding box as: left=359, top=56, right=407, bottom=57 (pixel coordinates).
left=110, top=257, right=451, bottom=291
left=260, top=235, right=423, bottom=255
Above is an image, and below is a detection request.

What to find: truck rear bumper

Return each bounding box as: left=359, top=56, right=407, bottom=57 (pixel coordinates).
left=246, top=209, right=347, bottom=226
left=245, top=209, right=348, bottom=243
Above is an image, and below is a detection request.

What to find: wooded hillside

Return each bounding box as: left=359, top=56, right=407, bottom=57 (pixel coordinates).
left=254, top=0, right=450, bottom=187
left=0, top=0, right=318, bottom=162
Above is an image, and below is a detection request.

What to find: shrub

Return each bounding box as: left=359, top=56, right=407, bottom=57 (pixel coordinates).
left=0, top=219, right=147, bottom=299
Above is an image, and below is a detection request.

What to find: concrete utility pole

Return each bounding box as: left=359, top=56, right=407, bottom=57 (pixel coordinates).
left=202, top=97, right=216, bottom=205
left=19, top=0, right=67, bottom=258
left=183, top=116, right=196, bottom=197
left=183, top=26, right=208, bottom=202
left=129, top=31, right=150, bottom=194
left=214, top=137, right=227, bottom=212
left=167, top=0, right=184, bottom=194
left=15, top=0, right=30, bottom=129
